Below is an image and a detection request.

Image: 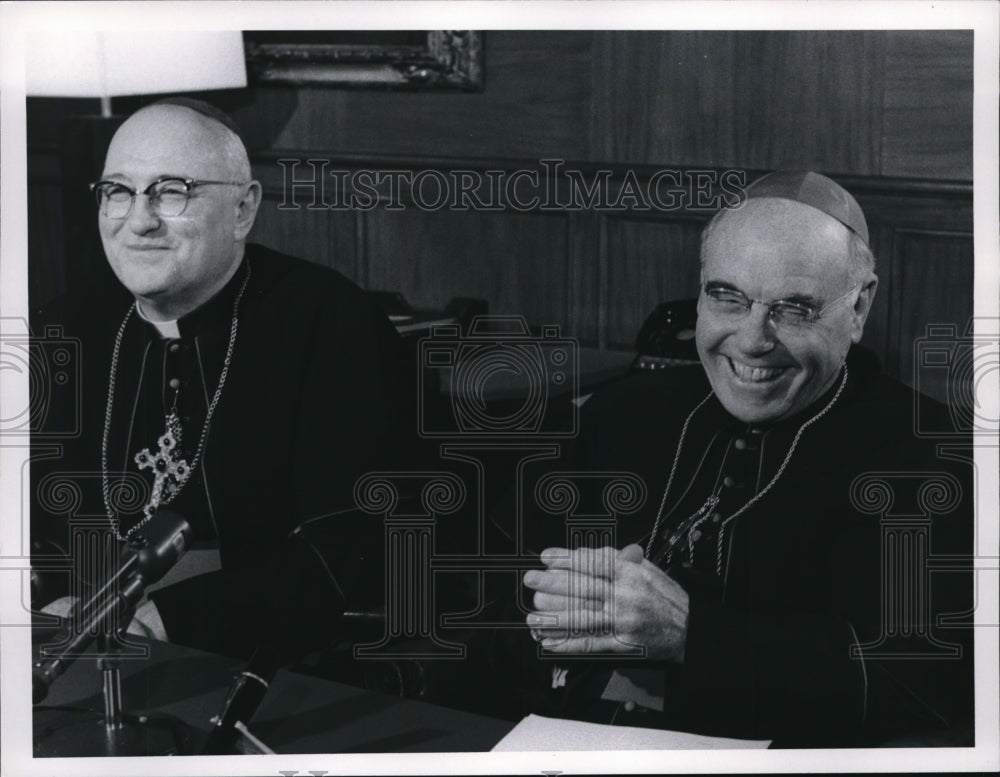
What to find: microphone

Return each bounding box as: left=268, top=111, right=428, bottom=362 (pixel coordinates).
left=201, top=515, right=362, bottom=754
left=201, top=645, right=279, bottom=754
left=32, top=510, right=192, bottom=703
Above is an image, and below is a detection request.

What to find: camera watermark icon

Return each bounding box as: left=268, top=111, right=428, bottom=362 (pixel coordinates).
left=1, top=318, right=81, bottom=440
left=418, top=316, right=579, bottom=438
left=914, top=319, right=999, bottom=438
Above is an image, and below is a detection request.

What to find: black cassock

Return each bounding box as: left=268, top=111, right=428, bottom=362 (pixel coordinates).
left=32, top=243, right=411, bottom=660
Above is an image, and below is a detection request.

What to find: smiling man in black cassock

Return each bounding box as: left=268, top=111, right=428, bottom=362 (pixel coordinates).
left=32, top=99, right=405, bottom=659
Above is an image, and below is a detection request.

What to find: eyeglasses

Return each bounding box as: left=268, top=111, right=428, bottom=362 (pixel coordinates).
left=89, top=177, right=248, bottom=219
left=701, top=281, right=862, bottom=329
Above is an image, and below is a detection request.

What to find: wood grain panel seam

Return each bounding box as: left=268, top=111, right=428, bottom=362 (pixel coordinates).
left=597, top=214, right=609, bottom=351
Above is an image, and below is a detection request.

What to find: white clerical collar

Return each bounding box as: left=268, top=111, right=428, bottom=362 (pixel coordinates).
left=135, top=302, right=181, bottom=339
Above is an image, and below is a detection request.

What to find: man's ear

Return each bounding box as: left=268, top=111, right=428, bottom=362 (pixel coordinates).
left=234, top=180, right=262, bottom=241
left=849, top=276, right=878, bottom=344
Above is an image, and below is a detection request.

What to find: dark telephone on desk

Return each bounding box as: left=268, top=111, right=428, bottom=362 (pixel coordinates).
left=632, top=299, right=700, bottom=370
left=366, top=291, right=488, bottom=337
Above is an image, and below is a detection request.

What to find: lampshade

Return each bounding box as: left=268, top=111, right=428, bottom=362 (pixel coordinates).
left=25, top=30, right=247, bottom=100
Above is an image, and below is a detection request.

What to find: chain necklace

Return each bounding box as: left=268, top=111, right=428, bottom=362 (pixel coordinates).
left=645, top=365, right=849, bottom=577
left=101, top=262, right=251, bottom=541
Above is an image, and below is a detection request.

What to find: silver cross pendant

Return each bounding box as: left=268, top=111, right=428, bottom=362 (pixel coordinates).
left=649, top=495, right=720, bottom=568
left=134, top=410, right=192, bottom=520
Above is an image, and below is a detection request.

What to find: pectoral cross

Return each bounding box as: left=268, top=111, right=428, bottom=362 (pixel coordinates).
left=649, top=495, right=720, bottom=568
left=134, top=410, right=192, bottom=520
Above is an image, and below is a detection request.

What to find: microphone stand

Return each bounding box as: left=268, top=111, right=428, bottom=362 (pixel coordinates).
left=98, top=635, right=124, bottom=730
left=33, top=512, right=200, bottom=756
left=33, top=626, right=198, bottom=757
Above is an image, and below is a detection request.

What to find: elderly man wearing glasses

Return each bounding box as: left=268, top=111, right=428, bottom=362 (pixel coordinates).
left=31, top=99, right=405, bottom=661
left=518, top=172, right=974, bottom=747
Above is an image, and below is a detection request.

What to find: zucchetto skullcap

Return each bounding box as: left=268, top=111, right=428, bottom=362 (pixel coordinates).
left=148, top=97, right=243, bottom=142
left=745, top=170, right=869, bottom=246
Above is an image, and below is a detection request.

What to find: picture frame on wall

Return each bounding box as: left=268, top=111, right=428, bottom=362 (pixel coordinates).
left=242, top=30, right=484, bottom=90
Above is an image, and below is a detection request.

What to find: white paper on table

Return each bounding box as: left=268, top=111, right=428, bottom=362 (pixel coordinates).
left=491, top=714, right=771, bottom=751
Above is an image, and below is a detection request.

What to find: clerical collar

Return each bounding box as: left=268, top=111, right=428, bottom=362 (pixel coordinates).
left=132, top=259, right=250, bottom=340
left=134, top=303, right=180, bottom=339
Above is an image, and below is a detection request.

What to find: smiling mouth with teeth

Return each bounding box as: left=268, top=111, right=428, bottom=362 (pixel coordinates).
left=727, top=358, right=788, bottom=383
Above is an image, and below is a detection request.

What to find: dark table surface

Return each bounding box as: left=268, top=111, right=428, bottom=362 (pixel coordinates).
left=34, top=634, right=515, bottom=755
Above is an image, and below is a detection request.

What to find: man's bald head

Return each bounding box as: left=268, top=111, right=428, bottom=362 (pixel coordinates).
left=104, top=103, right=251, bottom=184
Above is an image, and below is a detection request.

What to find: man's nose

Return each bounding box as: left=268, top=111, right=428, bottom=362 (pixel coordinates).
left=733, top=304, right=777, bottom=354
left=126, top=194, right=161, bottom=232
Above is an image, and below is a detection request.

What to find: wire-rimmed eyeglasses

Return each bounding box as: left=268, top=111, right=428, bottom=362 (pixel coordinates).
left=89, top=177, right=249, bottom=219
left=701, top=281, right=863, bottom=329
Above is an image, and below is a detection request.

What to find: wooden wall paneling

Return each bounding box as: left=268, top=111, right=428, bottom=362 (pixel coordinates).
left=253, top=152, right=584, bottom=332
left=354, top=209, right=369, bottom=290
left=881, top=30, right=974, bottom=180
left=733, top=31, right=885, bottom=175
left=28, top=181, right=67, bottom=307
left=887, top=231, right=975, bottom=402
left=565, top=211, right=602, bottom=345
left=251, top=192, right=360, bottom=282
left=597, top=213, right=608, bottom=349
left=27, top=149, right=66, bottom=307
left=592, top=31, right=885, bottom=174
left=851, top=185, right=974, bottom=234
left=236, top=32, right=594, bottom=161
left=361, top=208, right=573, bottom=331
left=859, top=221, right=897, bottom=373
left=603, top=215, right=706, bottom=349
left=852, top=185, right=973, bottom=392
left=593, top=31, right=741, bottom=166
left=26, top=118, right=123, bottom=306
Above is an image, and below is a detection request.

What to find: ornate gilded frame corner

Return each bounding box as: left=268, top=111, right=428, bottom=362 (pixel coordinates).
left=243, top=31, right=484, bottom=91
